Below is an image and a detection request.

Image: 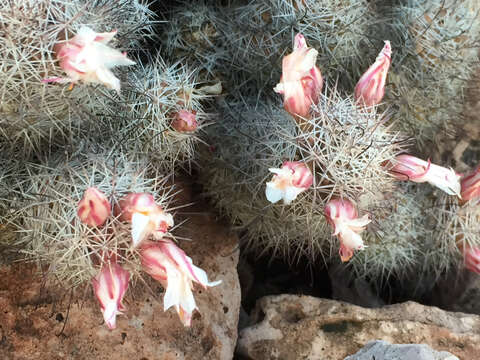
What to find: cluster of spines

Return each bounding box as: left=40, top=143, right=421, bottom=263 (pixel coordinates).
left=105, top=55, right=212, bottom=173
left=348, top=183, right=433, bottom=284
left=8, top=150, right=175, bottom=287
left=0, top=0, right=156, bottom=157
left=202, top=90, right=403, bottom=263
left=158, top=0, right=374, bottom=97
left=379, top=0, right=480, bottom=150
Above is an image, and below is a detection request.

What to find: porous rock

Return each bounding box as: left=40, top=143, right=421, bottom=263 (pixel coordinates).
left=345, top=340, right=458, bottom=360
left=237, top=295, right=480, bottom=360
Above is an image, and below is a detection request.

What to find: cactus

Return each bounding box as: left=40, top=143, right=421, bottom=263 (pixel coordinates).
left=201, top=88, right=404, bottom=261
left=0, top=157, right=24, bottom=262
left=158, top=0, right=375, bottom=98
left=159, top=1, right=223, bottom=80
left=9, top=150, right=175, bottom=287
left=426, top=193, right=480, bottom=278
left=0, top=0, right=155, bottom=156
left=106, top=55, right=214, bottom=173
left=377, top=0, right=480, bottom=152
left=348, top=183, right=434, bottom=285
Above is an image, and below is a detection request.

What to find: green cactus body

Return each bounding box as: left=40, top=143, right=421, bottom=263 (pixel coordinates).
left=201, top=89, right=403, bottom=262
left=10, top=151, right=173, bottom=287
left=382, top=0, right=480, bottom=151
left=0, top=0, right=155, bottom=156
left=107, top=56, right=213, bottom=173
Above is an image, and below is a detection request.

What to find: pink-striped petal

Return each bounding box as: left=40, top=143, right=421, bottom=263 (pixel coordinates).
left=77, top=187, right=111, bottom=227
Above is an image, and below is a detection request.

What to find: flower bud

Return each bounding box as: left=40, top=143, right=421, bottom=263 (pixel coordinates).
left=92, top=262, right=130, bottom=329
left=171, top=110, right=197, bottom=132
left=77, top=187, right=111, bottom=227
left=355, top=41, right=391, bottom=107
left=460, top=166, right=480, bottom=203
left=463, top=245, right=480, bottom=274
left=274, top=33, right=323, bottom=119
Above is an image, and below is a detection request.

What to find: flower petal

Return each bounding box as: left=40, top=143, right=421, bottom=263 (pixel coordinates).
left=283, top=185, right=304, bottom=204
left=131, top=212, right=151, bottom=247
left=265, top=183, right=284, bottom=204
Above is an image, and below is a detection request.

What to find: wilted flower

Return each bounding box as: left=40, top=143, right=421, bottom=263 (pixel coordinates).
left=265, top=161, right=313, bottom=204
left=324, top=198, right=370, bottom=262
left=274, top=33, right=323, bottom=119
left=389, top=154, right=461, bottom=197
left=92, top=262, right=130, bottom=329
left=115, top=193, right=174, bottom=247
left=171, top=109, right=197, bottom=132
left=354, top=41, right=391, bottom=107
left=460, top=166, right=480, bottom=203
left=43, top=26, right=135, bottom=92
left=140, top=240, right=221, bottom=326
left=77, top=187, right=111, bottom=227
left=462, top=245, right=480, bottom=274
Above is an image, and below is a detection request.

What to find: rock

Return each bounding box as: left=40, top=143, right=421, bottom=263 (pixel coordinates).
left=0, top=208, right=240, bottom=360
left=237, top=295, right=480, bottom=360
left=345, top=340, right=458, bottom=360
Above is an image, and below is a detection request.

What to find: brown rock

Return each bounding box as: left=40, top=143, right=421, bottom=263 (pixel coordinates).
left=237, top=295, right=480, bottom=360
left=0, top=210, right=240, bottom=360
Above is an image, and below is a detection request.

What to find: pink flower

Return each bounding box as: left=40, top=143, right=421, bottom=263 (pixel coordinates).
left=92, top=262, right=130, bottom=329
left=77, top=187, right=111, bottom=227
left=115, top=193, right=174, bottom=247
left=389, top=154, right=461, bottom=197
left=43, top=26, right=135, bottom=92
left=355, top=41, right=391, bottom=107
left=463, top=246, right=480, bottom=274
left=171, top=110, right=198, bottom=132
left=140, top=241, right=221, bottom=326
left=460, top=166, right=480, bottom=203
left=274, top=33, right=323, bottom=119
left=265, top=161, right=313, bottom=204
left=324, top=198, right=370, bottom=262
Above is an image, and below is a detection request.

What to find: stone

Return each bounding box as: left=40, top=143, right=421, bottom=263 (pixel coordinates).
left=0, top=205, right=240, bottom=360
left=237, top=295, right=480, bottom=360
left=345, top=340, right=458, bottom=360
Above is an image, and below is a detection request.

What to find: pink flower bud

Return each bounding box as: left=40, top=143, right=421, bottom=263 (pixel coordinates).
left=274, top=33, right=323, bottom=119
left=92, top=262, right=130, bottom=329
left=140, top=241, right=221, bottom=326
left=389, top=154, right=461, bottom=197
left=324, top=198, right=370, bottom=262
left=77, top=187, right=111, bottom=227
left=43, top=26, right=135, bottom=93
left=265, top=161, right=313, bottom=204
left=115, top=193, right=174, bottom=247
left=460, top=166, right=480, bottom=203
left=463, top=246, right=480, bottom=274
left=355, top=41, right=391, bottom=107
left=172, top=110, right=198, bottom=132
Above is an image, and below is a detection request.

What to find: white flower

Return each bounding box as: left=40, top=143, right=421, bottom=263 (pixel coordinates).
left=265, top=161, right=313, bottom=205
left=44, top=26, right=135, bottom=92
left=324, top=198, right=370, bottom=262
left=140, top=240, right=221, bottom=326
